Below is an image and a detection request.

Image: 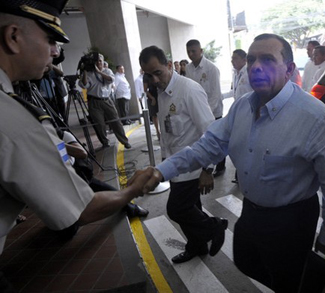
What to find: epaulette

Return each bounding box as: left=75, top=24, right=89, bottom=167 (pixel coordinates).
left=7, top=91, right=64, bottom=140
left=8, top=92, right=52, bottom=123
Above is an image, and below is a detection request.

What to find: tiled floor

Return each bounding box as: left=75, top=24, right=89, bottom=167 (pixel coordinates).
left=0, top=207, right=134, bottom=292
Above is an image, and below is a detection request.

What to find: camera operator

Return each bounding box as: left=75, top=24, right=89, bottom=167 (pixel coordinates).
left=79, top=53, right=131, bottom=149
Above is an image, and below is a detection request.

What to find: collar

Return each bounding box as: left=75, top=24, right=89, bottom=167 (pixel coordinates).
left=248, top=81, right=293, bottom=120
left=237, top=64, right=247, bottom=76
left=163, top=71, right=178, bottom=97
left=196, top=55, right=207, bottom=69
left=317, top=60, right=325, bottom=69
left=0, top=68, right=14, bottom=94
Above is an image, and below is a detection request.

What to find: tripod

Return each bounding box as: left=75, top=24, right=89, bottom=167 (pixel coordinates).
left=16, top=81, right=64, bottom=130
left=16, top=80, right=104, bottom=171
left=63, top=75, right=97, bottom=158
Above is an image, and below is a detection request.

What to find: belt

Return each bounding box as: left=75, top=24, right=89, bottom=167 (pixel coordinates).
left=88, top=95, right=109, bottom=101
left=244, top=194, right=317, bottom=211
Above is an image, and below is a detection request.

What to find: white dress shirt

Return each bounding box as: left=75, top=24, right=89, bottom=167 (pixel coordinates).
left=114, top=72, right=131, bottom=100
left=186, top=56, right=223, bottom=118
left=311, top=61, right=325, bottom=89
left=233, top=64, right=253, bottom=100
left=302, top=59, right=318, bottom=92
left=157, top=72, right=215, bottom=182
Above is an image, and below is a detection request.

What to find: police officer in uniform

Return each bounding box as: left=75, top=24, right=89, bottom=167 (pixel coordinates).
left=0, top=1, right=150, bottom=290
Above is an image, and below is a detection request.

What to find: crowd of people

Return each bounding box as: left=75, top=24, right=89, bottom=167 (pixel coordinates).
left=0, top=0, right=325, bottom=292
left=132, top=34, right=325, bottom=292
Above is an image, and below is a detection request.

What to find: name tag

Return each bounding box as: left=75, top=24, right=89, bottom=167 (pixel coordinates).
left=57, top=142, right=69, bottom=163
left=164, top=114, right=173, bottom=134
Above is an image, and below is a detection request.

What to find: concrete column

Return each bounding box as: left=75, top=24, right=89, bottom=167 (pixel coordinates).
left=168, top=19, right=195, bottom=62
left=80, top=0, right=143, bottom=116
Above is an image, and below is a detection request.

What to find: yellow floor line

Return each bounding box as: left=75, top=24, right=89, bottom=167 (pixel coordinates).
left=116, top=125, right=172, bottom=293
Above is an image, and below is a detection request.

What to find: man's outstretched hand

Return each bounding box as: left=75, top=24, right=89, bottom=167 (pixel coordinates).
left=128, top=166, right=163, bottom=194
left=199, top=170, right=214, bottom=195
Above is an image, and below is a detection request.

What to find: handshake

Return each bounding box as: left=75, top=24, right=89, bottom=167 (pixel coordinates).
left=127, top=166, right=215, bottom=196
left=128, top=166, right=163, bottom=196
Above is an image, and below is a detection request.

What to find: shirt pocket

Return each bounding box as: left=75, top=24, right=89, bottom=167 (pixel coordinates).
left=201, top=80, right=210, bottom=95
left=261, top=155, right=294, bottom=184
left=169, top=115, right=184, bottom=136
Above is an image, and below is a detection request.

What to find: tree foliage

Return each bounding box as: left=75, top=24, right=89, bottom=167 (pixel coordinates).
left=203, top=40, right=222, bottom=62
left=260, top=0, right=325, bottom=48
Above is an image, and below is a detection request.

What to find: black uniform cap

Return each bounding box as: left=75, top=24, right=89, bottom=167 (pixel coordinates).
left=0, top=0, right=70, bottom=43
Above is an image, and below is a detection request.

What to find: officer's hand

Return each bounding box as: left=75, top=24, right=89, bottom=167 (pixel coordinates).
left=128, top=167, right=163, bottom=194
left=199, top=170, right=214, bottom=195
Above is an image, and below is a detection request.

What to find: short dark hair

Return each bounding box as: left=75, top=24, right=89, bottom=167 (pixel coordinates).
left=116, top=65, right=123, bottom=70
left=233, top=49, right=247, bottom=58
left=186, top=39, right=201, bottom=47
left=308, top=40, right=320, bottom=47
left=180, top=59, right=189, bottom=65
left=314, top=45, right=325, bottom=56
left=253, top=33, right=293, bottom=63
left=139, top=46, right=168, bottom=66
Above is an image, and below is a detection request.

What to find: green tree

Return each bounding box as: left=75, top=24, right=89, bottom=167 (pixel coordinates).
left=203, top=40, right=222, bottom=62
left=260, top=0, right=325, bottom=48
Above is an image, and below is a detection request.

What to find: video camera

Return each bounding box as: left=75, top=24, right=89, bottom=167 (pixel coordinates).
left=63, top=75, right=79, bottom=90
left=77, top=52, right=100, bottom=73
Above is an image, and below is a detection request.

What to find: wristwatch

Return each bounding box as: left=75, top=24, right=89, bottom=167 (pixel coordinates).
left=202, top=167, right=214, bottom=175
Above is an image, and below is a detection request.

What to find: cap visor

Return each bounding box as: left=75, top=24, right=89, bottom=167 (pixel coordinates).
left=38, top=20, right=70, bottom=43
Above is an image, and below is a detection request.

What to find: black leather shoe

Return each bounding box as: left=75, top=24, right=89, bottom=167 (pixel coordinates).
left=126, top=204, right=149, bottom=218
left=210, top=218, right=228, bottom=256
left=134, top=205, right=149, bottom=217
left=172, top=250, right=208, bottom=264
left=124, top=143, right=132, bottom=149
left=315, top=237, right=325, bottom=254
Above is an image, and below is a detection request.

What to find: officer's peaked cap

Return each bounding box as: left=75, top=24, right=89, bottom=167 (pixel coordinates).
left=0, top=0, right=70, bottom=43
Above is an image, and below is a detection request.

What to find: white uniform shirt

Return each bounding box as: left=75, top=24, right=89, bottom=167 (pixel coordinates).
left=114, top=72, right=131, bottom=100
left=134, top=74, right=145, bottom=107
left=311, top=61, right=325, bottom=88
left=233, top=64, right=253, bottom=100
left=134, top=74, right=144, bottom=99
left=302, top=59, right=318, bottom=92
left=186, top=56, right=223, bottom=118
left=157, top=72, right=215, bottom=182
left=0, top=69, right=93, bottom=254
